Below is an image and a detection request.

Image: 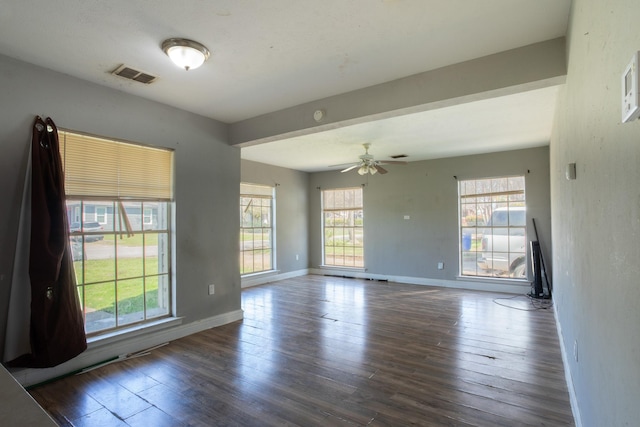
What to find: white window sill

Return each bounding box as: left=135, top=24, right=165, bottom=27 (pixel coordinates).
left=456, top=275, right=530, bottom=286
left=241, top=269, right=279, bottom=279
left=317, top=266, right=367, bottom=276
left=87, top=316, right=183, bottom=350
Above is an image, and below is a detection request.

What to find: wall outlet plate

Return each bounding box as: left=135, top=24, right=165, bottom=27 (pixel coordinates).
left=622, top=51, right=640, bottom=123
left=565, top=163, right=576, bottom=180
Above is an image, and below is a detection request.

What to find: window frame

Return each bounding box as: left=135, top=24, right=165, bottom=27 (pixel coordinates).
left=59, top=129, right=174, bottom=336
left=458, top=176, right=527, bottom=279
left=321, top=187, right=364, bottom=269
left=95, top=206, right=107, bottom=224
left=143, top=207, right=153, bottom=225
left=240, top=183, right=275, bottom=276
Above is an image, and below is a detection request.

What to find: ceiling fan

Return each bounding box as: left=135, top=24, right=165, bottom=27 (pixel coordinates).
left=332, top=143, right=407, bottom=175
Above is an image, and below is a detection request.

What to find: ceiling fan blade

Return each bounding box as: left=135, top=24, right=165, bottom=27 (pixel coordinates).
left=341, top=164, right=361, bottom=173
left=378, top=160, right=408, bottom=165
left=329, top=162, right=358, bottom=168
left=374, top=164, right=388, bottom=174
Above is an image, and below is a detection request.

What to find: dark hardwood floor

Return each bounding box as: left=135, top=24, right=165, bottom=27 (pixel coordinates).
left=29, top=275, right=574, bottom=426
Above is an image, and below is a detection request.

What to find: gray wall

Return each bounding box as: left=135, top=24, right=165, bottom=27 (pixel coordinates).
left=308, top=146, right=551, bottom=284
left=0, top=55, right=241, bottom=360
left=551, top=0, right=640, bottom=425
left=241, top=159, right=309, bottom=274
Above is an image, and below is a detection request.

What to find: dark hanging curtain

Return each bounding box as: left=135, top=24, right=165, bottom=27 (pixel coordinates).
left=8, top=116, right=87, bottom=368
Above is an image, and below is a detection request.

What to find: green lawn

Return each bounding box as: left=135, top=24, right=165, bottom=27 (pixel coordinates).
left=100, top=233, right=159, bottom=246
left=324, top=246, right=364, bottom=256
left=240, top=231, right=270, bottom=243
left=75, top=257, right=163, bottom=315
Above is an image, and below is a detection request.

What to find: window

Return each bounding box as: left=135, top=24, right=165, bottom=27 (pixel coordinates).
left=96, top=206, right=107, bottom=224
left=143, top=207, right=153, bottom=225
left=240, top=183, right=274, bottom=275
left=59, top=130, right=173, bottom=335
left=459, top=176, right=526, bottom=278
left=322, top=187, right=364, bottom=268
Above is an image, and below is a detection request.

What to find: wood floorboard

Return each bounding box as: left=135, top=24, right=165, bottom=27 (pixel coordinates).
left=29, top=276, right=574, bottom=426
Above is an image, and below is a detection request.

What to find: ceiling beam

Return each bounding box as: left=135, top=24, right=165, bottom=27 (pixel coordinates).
left=229, top=37, right=566, bottom=148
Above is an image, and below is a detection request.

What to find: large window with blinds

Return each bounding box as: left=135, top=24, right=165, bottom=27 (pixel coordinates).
left=322, top=187, right=364, bottom=268
left=59, top=130, right=173, bottom=335
left=240, top=183, right=274, bottom=275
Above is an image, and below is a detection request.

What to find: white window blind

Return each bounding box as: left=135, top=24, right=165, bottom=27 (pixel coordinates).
left=240, top=183, right=273, bottom=197
left=58, top=130, right=174, bottom=200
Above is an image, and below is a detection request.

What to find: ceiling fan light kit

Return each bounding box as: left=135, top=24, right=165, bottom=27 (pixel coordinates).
left=358, top=164, right=377, bottom=175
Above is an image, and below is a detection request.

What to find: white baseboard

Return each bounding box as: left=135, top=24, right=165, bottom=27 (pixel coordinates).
left=241, top=268, right=310, bottom=288
left=554, top=303, right=582, bottom=427
left=10, top=309, right=244, bottom=388
left=309, top=269, right=531, bottom=294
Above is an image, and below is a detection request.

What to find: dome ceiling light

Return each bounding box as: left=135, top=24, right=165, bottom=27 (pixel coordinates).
left=162, top=38, right=210, bottom=71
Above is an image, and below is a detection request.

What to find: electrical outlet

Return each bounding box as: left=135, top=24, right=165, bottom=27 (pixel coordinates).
left=296, top=254, right=299, bottom=261
left=208, top=284, right=215, bottom=295
left=573, top=340, right=578, bottom=362
left=437, top=262, right=444, bottom=270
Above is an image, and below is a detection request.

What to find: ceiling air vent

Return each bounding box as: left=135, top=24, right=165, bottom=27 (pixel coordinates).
left=111, top=64, right=157, bottom=84
left=390, top=154, right=408, bottom=159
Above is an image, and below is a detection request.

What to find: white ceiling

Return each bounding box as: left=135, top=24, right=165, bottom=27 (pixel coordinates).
left=0, top=0, right=571, bottom=172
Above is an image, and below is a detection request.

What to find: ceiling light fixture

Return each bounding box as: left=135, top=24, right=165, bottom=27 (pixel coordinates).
left=358, top=164, right=377, bottom=175
left=162, top=38, right=210, bottom=71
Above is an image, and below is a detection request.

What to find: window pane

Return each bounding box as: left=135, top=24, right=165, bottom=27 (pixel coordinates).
left=117, top=279, right=145, bottom=326
left=117, top=239, right=144, bottom=279
left=83, top=242, right=116, bottom=282
left=146, top=275, right=170, bottom=318
left=262, top=248, right=272, bottom=271
left=118, top=201, right=143, bottom=232
left=323, top=190, right=335, bottom=209
left=146, top=233, right=169, bottom=275
left=84, top=282, right=116, bottom=333
left=508, top=176, right=525, bottom=191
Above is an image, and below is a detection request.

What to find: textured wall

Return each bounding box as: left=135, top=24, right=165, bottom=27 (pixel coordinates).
left=241, top=159, right=309, bottom=274
left=551, top=1, right=640, bottom=425
left=308, top=146, right=551, bottom=288
left=0, top=55, right=241, bottom=361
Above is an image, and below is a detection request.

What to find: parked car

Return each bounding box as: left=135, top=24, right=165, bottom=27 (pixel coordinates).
left=476, top=207, right=527, bottom=277
left=69, top=221, right=104, bottom=242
